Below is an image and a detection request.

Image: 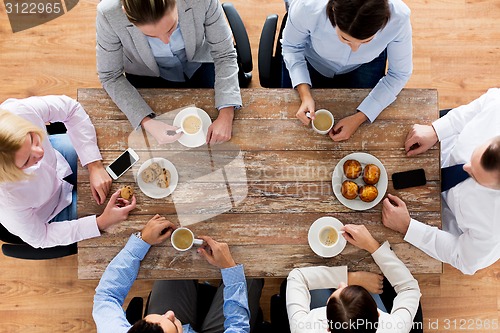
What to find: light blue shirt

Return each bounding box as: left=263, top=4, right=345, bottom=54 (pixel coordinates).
left=282, top=0, right=413, bottom=122
left=92, top=235, right=251, bottom=333
left=147, top=26, right=201, bottom=82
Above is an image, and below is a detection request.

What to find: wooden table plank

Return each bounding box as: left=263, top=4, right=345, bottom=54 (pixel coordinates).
left=77, top=88, right=442, bottom=279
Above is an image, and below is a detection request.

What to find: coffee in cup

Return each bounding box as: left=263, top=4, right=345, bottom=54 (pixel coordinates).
left=171, top=227, right=203, bottom=251
left=318, top=225, right=339, bottom=247
left=181, top=114, right=202, bottom=135
left=312, top=109, right=334, bottom=135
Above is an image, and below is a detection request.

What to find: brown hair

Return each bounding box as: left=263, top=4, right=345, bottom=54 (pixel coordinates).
left=481, top=135, right=500, bottom=184
left=122, top=0, right=176, bottom=25
left=326, top=0, right=391, bottom=40
left=326, top=285, right=378, bottom=333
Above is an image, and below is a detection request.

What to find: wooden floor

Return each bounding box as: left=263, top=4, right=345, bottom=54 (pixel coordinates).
left=1, top=0, right=500, bottom=332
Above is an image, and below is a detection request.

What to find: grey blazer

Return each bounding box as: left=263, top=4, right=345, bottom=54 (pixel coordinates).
left=96, top=0, right=242, bottom=128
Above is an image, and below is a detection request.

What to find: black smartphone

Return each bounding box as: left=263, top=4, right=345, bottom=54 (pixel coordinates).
left=392, top=168, right=427, bottom=190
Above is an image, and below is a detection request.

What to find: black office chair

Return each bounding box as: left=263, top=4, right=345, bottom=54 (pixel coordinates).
left=258, top=13, right=287, bottom=88
left=0, top=223, right=77, bottom=259
left=222, top=2, right=253, bottom=88
left=269, top=279, right=425, bottom=333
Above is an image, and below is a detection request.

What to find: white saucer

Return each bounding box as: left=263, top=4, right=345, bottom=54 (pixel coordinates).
left=308, top=217, right=347, bottom=258
left=173, top=107, right=212, bottom=148
left=332, top=152, right=388, bottom=211
left=137, top=158, right=178, bottom=199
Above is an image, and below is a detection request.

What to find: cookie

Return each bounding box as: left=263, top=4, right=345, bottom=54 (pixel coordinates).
left=149, top=162, right=162, bottom=178
left=141, top=167, right=156, bottom=183
left=157, top=168, right=171, bottom=188
left=120, top=185, right=134, bottom=200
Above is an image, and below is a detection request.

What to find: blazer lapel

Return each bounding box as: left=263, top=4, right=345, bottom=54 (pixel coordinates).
left=126, top=25, right=160, bottom=75
left=178, top=0, right=196, bottom=60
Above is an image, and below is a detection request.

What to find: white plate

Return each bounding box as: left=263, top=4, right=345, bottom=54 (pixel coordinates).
left=137, top=158, right=178, bottom=199
left=332, top=152, right=388, bottom=211
left=308, top=217, right=347, bottom=258
left=173, top=107, right=212, bottom=148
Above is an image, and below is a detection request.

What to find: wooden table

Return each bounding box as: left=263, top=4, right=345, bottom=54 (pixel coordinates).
left=77, top=88, right=441, bottom=279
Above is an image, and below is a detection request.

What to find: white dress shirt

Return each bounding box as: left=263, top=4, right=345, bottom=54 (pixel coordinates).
left=0, top=96, right=102, bottom=248
left=282, top=0, right=413, bottom=122
left=286, top=242, right=421, bottom=333
left=404, top=88, right=500, bottom=275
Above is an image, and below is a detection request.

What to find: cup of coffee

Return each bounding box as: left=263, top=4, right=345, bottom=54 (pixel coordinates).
left=171, top=227, right=203, bottom=251
left=311, top=109, right=334, bottom=135
left=318, top=225, right=340, bottom=248
left=181, top=114, right=203, bottom=136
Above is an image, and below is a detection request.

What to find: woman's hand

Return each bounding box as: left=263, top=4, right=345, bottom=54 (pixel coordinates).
left=96, top=189, right=137, bottom=231
left=87, top=161, right=112, bottom=205
left=342, top=224, right=380, bottom=254
left=142, top=118, right=182, bottom=144
left=206, top=107, right=234, bottom=144
left=348, top=271, right=384, bottom=294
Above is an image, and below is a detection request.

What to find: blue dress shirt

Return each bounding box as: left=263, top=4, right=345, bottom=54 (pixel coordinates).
left=147, top=26, right=202, bottom=82
left=282, top=0, right=413, bottom=122
left=93, top=235, right=250, bottom=333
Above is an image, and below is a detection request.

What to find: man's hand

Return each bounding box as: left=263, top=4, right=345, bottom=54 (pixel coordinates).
left=87, top=160, right=112, bottom=205
left=206, top=107, right=234, bottom=144
left=382, top=193, right=411, bottom=235
left=329, top=112, right=367, bottom=142
left=96, top=189, right=136, bottom=231
left=197, top=236, right=236, bottom=269
left=405, top=124, right=439, bottom=157
left=140, top=214, right=176, bottom=245
left=295, top=84, right=315, bottom=125
left=348, top=271, right=384, bottom=294
left=142, top=117, right=182, bottom=144
left=342, top=224, right=380, bottom=254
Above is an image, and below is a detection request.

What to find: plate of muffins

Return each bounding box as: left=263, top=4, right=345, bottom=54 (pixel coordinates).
left=331, top=152, right=388, bottom=210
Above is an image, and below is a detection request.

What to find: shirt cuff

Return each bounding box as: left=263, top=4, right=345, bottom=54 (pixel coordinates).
left=370, top=241, right=392, bottom=260
left=221, top=264, right=246, bottom=285
left=79, top=215, right=101, bottom=240
left=357, top=96, right=384, bottom=123
left=217, top=105, right=241, bottom=111
left=125, top=234, right=151, bottom=260
left=432, top=116, right=452, bottom=142
left=403, top=218, right=428, bottom=247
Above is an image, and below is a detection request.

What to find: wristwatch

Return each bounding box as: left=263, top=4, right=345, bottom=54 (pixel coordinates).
left=134, top=231, right=142, bottom=240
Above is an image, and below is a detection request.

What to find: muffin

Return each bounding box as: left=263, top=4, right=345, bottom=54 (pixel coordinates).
left=343, top=159, right=362, bottom=179
left=358, top=185, right=378, bottom=202
left=363, top=164, right=381, bottom=185
left=341, top=180, right=359, bottom=200
left=120, top=185, right=134, bottom=200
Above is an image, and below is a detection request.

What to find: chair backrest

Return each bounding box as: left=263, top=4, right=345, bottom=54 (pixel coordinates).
left=258, top=13, right=287, bottom=88
left=222, top=2, right=253, bottom=87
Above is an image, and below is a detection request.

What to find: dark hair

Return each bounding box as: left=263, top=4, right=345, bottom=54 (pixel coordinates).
left=122, top=0, right=176, bottom=25
left=128, top=319, right=164, bottom=333
left=326, top=0, right=391, bottom=40
left=326, top=285, right=378, bottom=333
left=481, top=135, right=500, bottom=182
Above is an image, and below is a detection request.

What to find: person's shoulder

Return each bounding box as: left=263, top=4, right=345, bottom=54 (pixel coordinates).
left=388, top=0, right=411, bottom=20
left=97, top=0, right=122, bottom=14
left=289, top=0, right=327, bottom=17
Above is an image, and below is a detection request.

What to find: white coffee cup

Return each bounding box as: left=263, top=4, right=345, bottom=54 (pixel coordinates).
left=318, top=225, right=340, bottom=248
left=311, top=109, right=334, bottom=135
left=179, top=114, right=203, bottom=136
left=171, top=227, right=203, bottom=251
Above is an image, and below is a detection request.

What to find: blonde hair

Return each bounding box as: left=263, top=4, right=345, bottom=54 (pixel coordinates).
left=0, top=109, right=45, bottom=183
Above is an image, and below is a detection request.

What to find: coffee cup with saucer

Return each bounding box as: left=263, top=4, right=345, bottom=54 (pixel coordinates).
left=308, top=217, right=347, bottom=258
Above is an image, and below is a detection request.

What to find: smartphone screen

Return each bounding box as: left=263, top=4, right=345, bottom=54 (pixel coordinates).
left=107, top=150, right=139, bottom=179
left=392, top=168, right=427, bottom=190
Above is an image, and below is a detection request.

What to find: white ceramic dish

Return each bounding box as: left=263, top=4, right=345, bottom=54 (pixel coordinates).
left=308, top=217, right=347, bottom=258
left=332, top=152, right=388, bottom=211
left=173, top=107, right=212, bottom=148
left=137, top=157, right=178, bottom=199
